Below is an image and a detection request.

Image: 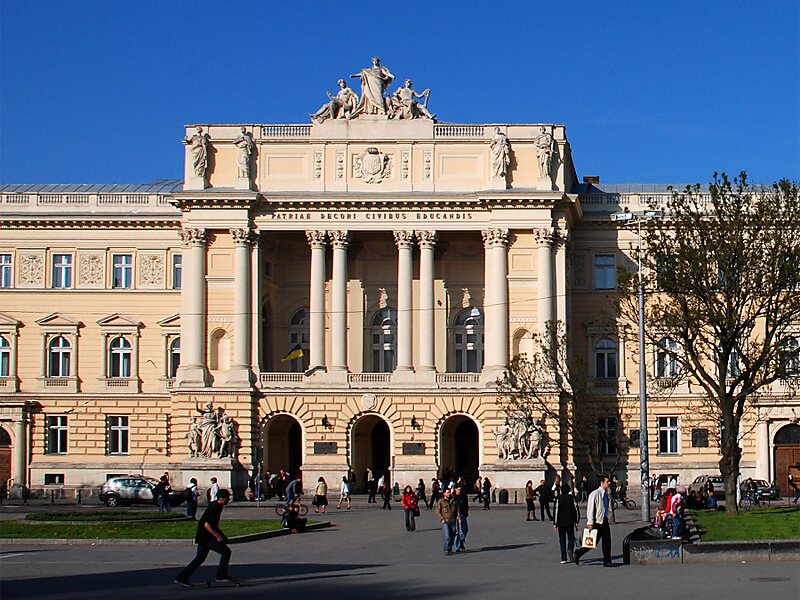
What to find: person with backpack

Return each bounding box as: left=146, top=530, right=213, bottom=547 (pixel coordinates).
left=553, top=483, right=580, bottom=563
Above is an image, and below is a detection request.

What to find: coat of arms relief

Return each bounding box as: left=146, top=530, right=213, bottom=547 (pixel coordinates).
left=353, top=147, right=393, bottom=184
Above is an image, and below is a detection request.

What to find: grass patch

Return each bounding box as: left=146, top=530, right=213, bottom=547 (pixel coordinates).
left=26, top=511, right=186, bottom=522
left=0, top=519, right=284, bottom=539
left=692, top=506, right=800, bottom=541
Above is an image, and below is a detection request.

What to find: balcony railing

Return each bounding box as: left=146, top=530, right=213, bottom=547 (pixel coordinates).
left=1, top=192, right=178, bottom=213
left=436, top=373, right=481, bottom=385
left=348, top=373, right=392, bottom=384
left=259, top=372, right=304, bottom=385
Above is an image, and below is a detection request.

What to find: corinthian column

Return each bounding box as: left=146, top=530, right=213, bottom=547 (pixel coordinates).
left=306, top=230, right=327, bottom=372
left=394, top=230, right=415, bottom=373
left=228, top=227, right=256, bottom=387
left=482, top=228, right=510, bottom=372
left=12, top=416, right=26, bottom=485
left=176, top=227, right=209, bottom=387
left=534, top=227, right=555, bottom=341
left=330, top=230, right=349, bottom=372
left=417, top=230, right=437, bottom=372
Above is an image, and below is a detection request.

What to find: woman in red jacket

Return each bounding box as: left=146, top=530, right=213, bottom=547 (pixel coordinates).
left=401, top=485, right=419, bottom=532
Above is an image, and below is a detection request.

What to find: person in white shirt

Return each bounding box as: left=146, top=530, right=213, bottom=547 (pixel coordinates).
left=574, top=476, right=614, bottom=567
left=209, top=477, right=220, bottom=502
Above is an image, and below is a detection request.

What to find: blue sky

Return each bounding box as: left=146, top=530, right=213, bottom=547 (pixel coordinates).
left=1, top=1, right=798, bottom=184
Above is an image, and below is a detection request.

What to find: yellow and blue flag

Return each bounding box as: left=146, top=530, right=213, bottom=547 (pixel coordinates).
left=280, top=343, right=304, bottom=362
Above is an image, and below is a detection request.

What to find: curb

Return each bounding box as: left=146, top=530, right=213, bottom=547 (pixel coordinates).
left=0, top=521, right=332, bottom=546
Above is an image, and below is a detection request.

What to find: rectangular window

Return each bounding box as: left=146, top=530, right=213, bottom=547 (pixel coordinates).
left=112, top=254, right=133, bottom=289
left=47, top=415, right=68, bottom=454
left=691, top=428, right=709, bottom=448
left=108, top=416, right=129, bottom=455
left=44, top=473, right=65, bottom=485
left=658, top=416, right=679, bottom=455
left=629, top=429, right=641, bottom=448
left=0, top=254, right=12, bottom=288
left=172, top=254, right=182, bottom=289
left=594, top=254, right=616, bottom=290
left=597, top=417, right=618, bottom=455
left=52, top=254, right=73, bottom=289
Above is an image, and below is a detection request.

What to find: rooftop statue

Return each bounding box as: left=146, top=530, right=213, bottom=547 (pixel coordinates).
left=351, top=56, right=395, bottom=116
left=390, top=79, right=436, bottom=121
left=182, top=126, right=209, bottom=181
left=309, top=79, right=359, bottom=124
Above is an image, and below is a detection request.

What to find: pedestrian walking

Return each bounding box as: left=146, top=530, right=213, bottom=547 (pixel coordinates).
left=401, top=485, right=419, bottom=532
left=416, top=478, right=427, bottom=507
left=186, top=477, right=199, bottom=519
left=367, top=469, right=378, bottom=504
left=670, top=485, right=686, bottom=540
left=578, top=475, right=589, bottom=502
left=525, top=480, right=538, bottom=521
left=551, top=475, right=562, bottom=516
left=313, top=477, right=328, bottom=514
left=482, top=477, right=492, bottom=510
left=553, top=483, right=580, bottom=564
left=453, top=484, right=469, bottom=552
left=790, top=474, right=800, bottom=504
left=174, top=489, right=235, bottom=586
left=337, top=476, right=351, bottom=510
left=473, top=476, right=483, bottom=503
left=208, top=477, right=220, bottom=502
left=382, top=477, right=393, bottom=510
left=534, top=479, right=552, bottom=521
left=154, top=475, right=171, bottom=513
left=435, top=488, right=457, bottom=555
left=428, top=478, right=440, bottom=510
left=574, top=475, right=613, bottom=567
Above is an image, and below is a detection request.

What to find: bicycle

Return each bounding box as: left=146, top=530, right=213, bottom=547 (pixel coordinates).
left=739, top=490, right=770, bottom=510
left=274, top=501, right=309, bottom=517
left=611, top=496, right=637, bottom=511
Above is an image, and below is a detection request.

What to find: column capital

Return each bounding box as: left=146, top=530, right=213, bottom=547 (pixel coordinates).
left=533, top=227, right=555, bottom=247
left=481, top=228, right=510, bottom=249
left=305, top=230, right=328, bottom=249
left=330, top=230, right=350, bottom=249
left=417, top=230, right=438, bottom=249
left=179, top=227, right=207, bottom=247
left=231, top=227, right=257, bottom=247
left=393, top=230, right=416, bottom=249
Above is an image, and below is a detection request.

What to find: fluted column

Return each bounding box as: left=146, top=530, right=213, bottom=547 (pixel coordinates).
left=418, top=230, right=437, bottom=372
left=12, top=416, right=26, bottom=485
left=306, top=230, right=327, bottom=372
left=229, top=228, right=255, bottom=386
left=482, top=228, right=510, bottom=371
left=176, top=227, right=208, bottom=387
left=756, top=419, right=770, bottom=480
left=534, top=227, right=555, bottom=340
left=330, top=230, right=349, bottom=372
left=394, top=230, right=415, bottom=372
left=554, top=224, right=568, bottom=328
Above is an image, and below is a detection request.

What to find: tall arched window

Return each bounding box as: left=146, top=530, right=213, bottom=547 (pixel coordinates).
left=371, top=308, right=397, bottom=373
left=48, top=336, right=71, bottom=377
left=656, top=337, right=679, bottom=379
left=108, top=336, right=132, bottom=378
left=0, top=335, right=9, bottom=377
left=288, top=308, right=310, bottom=373
left=168, top=337, right=181, bottom=379
left=594, top=338, right=617, bottom=378
left=454, top=307, right=484, bottom=373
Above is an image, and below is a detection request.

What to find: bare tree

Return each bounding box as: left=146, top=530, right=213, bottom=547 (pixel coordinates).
left=619, top=172, right=800, bottom=514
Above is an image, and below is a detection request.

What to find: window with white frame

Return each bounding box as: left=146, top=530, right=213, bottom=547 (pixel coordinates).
left=112, top=254, right=133, bottom=289
left=597, top=417, right=618, bottom=455
left=594, top=338, right=618, bottom=378
left=46, top=415, right=68, bottom=454
left=0, top=254, right=12, bottom=288
left=656, top=337, right=679, bottom=379
left=0, top=335, right=9, bottom=377
left=168, top=337, right=181, bottom=378
left=454, top=307, right=484, bottom=373
left=594, top=254, right=616, bottom=290
left=288, top=309, right=309, bottom=373
left=172, top=254, right=182, bottom=289
left=48, top=336, right=71, bottom=377
left=108, top=336, right=132, bottom=378
left=52, top=254, right=73, bottom=289
left=780, top=336, right=800, bottom=378
left=658, top=416, right=680, bottom=454
left=108, top=415, right=129, bottom=455
left=371, top=308, right=397, bottom=373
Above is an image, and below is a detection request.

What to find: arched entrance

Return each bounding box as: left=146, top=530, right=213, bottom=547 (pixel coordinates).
left=261, top=415, right=303, bottom=479
left=775, top=423, right=800, bottom=496
left=0, top=427, right=10, bottom=494
left=351, top=415, right=391, bottom=492
left=439, top=415, right=479, bottom=490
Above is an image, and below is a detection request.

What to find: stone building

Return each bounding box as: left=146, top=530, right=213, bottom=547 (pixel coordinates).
left=1, top=66, right=798, bottom=498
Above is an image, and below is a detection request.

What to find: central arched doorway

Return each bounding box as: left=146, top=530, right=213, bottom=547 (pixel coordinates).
left=439, top=415, right=480, bottom=490
left=261, top=415, right=303, bottom=479
left=351, top=415, right=391, bottom=492
left=775, top=423, right=800, bottom=497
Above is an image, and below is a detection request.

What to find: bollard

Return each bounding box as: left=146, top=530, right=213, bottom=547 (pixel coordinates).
left=77, top=489, right=81, bottom=504
left=50, top=489, right=55, bottom=505
left=514, top=490, right=518, bottom=504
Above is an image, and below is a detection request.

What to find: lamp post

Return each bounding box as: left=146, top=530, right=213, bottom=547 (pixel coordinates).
left=610, top=209, right=662, bottom=522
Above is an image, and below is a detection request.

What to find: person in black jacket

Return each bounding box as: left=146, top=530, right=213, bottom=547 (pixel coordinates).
left=175, top=489, right=235, bottom=586
left=553, top=483, right=580, bottom=563
left=533, top=479, right=552, bottom=521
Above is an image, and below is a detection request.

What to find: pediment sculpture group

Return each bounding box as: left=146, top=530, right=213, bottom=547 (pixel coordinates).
left=187, top=400, right=240, bottom=459
left=310, top=57, right=436, bottom=124
left=496, top=414, right=551, bottom=460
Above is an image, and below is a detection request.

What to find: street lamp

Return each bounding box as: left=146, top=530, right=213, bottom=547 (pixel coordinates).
left=610, top=208, right=662, bottom=522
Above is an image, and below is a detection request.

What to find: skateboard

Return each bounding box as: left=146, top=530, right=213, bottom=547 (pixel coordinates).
left=202, top=579, right=243, bottom=588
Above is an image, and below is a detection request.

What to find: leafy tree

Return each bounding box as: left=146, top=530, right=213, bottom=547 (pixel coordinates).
left=619, top=173, right=800, bottom=514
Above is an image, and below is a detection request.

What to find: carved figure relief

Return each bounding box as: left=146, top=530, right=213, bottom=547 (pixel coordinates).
left=354, top=147, right=392, bottom=184
left=496, top=413, right=551, bottom=460
left=139, top=255, right=164, bottom=286
left=192, top=400, right=239, bottom=459
left=18, top=254, right=43, bottom=286
left=79, top=254, right=104, bottom=285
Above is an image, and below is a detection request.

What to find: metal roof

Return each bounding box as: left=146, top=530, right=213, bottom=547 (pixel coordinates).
left=0, top=180, right=184, bottom=194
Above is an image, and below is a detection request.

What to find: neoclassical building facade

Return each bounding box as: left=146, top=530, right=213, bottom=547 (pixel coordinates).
left=1, top=75, right=798, bottom=496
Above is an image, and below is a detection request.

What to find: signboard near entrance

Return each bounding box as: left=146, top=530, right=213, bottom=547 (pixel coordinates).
left=402, top=442, right=425, bottom=455
left=314, top=442, right=338, bottom=455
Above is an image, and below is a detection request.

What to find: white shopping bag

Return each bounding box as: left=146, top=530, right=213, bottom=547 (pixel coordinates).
left=582, top=528, right=598, bottom=548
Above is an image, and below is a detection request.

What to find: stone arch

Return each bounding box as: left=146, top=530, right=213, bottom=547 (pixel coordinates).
left=512, top=327, right=534, bottom=358
left=437, top=412, right=481, bottom=489
left=259, top=411, right=304, bottom=481
left=209, top=328, right=230, bottom=371
left=347, top=412, right=393, bottom=493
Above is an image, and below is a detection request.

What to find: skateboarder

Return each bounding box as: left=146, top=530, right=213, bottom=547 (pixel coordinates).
left=175, top=488, right=235, bottom=586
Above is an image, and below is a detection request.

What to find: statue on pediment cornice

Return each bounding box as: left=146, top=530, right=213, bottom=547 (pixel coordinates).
left=310, top=79, right=359, bottom=124
left=351, top=56, right=395, bottom=116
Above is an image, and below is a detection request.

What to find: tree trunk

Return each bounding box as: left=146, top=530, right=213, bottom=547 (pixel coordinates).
left=719, top=425, right=742, bottom=515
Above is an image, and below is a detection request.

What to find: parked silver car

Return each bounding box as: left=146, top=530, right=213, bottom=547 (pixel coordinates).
left=99, top=475, right=187, bottom=508
left=691, top=475, right=725, bottom=500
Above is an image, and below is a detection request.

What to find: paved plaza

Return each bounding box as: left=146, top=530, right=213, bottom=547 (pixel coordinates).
left=1, top=499, right=798, bottom=599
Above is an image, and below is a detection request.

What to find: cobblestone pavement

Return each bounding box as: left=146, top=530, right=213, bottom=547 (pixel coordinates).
left=1, top=499, right=797, bottom=599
